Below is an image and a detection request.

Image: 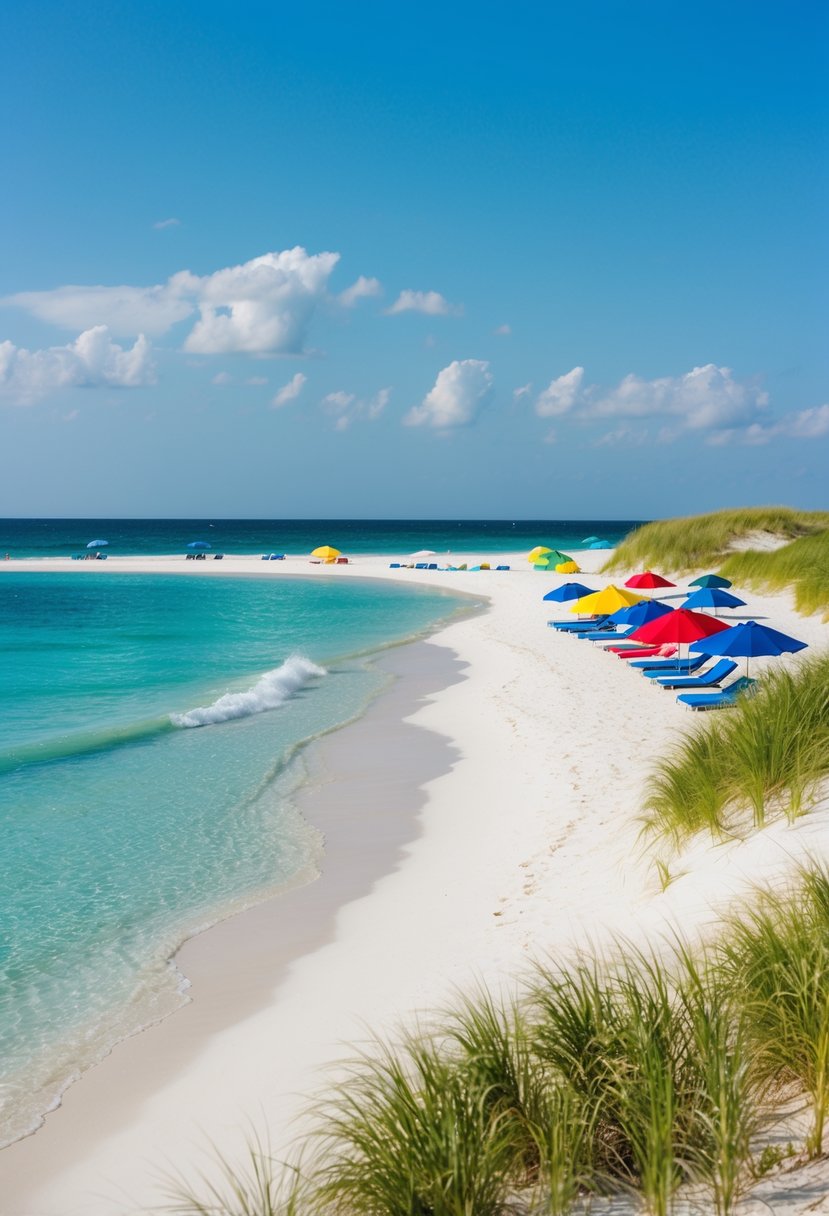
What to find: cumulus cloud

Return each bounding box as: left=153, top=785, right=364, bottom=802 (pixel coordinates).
left=536, top=367, right=585, bottom=417
left=338, top=276, right=382, bottom=307
left=322, top=386, right=390, bottom=429
left=712, top=403, right=829, bottom=447
left=153, top=217, right=181, bottom=230
left=0, top=326, right=154, bottom=405
left=4, top=247, right=342, bottom=356
left=405, top=359, right=492, bottom=429
left=271, top=371, right=307, bottom=408
left=386, top=289, right=459, bottom=317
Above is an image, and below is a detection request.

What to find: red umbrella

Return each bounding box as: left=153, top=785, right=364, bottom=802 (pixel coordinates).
left=628, top=608, right=729, bottom=672
left=625, top=571, right=676, bottom=590
left=629, top=608, right=729, bottom=646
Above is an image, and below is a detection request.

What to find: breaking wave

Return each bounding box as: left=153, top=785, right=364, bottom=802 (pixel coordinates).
left=170, top=655, right=326, bottom=728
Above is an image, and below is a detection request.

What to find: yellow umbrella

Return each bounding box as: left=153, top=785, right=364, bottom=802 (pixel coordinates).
left=571, top=585, right=647, bottom=615
left=527, top=546, right=552, bottom=564
left=556, top=560, right=580, bottom=574
left=311, top=545, right=341, bottom=560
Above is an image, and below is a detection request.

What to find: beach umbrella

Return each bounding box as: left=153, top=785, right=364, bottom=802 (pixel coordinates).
left=689, top=619, right=807, bottom=677
left=535, top=549, right=574, bottom=567
left=689, top=573, right=732, bottom=589
left=527, top=546, right=553, bottom=564
left=556, top=560, right=580, bottom=574
left=572, top=585, right=646, bottom=615
left=589, top=540, right=612, bottom=549
left=187, top=540, right=211, bottom=550
left=86, top=538, right=108, bottom=549
left=628, top=607, right=729, bottom=670
left=543, top=582, right=594, bottom=602
left=609, top=599, right=674, bottom=628
left=311, top=545, right=341, bottom=561
left=581, top=536, right=600, bottom=545
left=625, top=571, right=675, bottom=590
left=682, top=588, right=746, bottom=616
left=411, top=549, right=437, bottom=557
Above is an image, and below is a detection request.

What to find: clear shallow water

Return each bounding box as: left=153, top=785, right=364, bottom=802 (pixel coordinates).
left=0, top=517, right=643, bottom=559
left=0, top=572, right=471, bottom=1145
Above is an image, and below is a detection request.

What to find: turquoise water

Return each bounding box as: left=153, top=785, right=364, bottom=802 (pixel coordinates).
left=0, top=517, right=642, bottom=559
left=0, top=572, right=472, bottom=1145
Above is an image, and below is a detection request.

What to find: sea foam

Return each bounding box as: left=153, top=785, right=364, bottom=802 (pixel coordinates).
left=170, top=655, right=326, bottom=728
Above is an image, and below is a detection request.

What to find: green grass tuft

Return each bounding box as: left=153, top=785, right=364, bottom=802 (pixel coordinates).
left=721, top=529, right=829, bottom=619
left=642, top=651, right=829, bottom=847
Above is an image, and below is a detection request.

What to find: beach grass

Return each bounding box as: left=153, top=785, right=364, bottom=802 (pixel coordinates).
left=174, top=871, right=829, bottom=1214
left=641, top=651, right=829, bottom=846
left=720, top=528, right=829, bottom=619
left=603, top=506, right=829, bottom=579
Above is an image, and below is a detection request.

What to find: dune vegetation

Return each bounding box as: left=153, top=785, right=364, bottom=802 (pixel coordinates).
left=604, top=507, right=829, bottom=591
left=172, top=868, right=829, bottom=1216
left=642, top=651, right=829, bottom=847
left=720, top=528, right=829, bottom=619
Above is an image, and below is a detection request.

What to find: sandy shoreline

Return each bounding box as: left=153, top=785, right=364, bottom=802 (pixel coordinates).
left=2, top=550, right=829, bottom=1214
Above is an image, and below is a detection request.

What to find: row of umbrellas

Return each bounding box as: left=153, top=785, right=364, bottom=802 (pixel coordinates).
left=545, top=576, right=806, bottom=677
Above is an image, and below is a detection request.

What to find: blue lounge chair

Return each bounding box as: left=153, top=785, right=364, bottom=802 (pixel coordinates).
left=653, top=659, right=738, bottom=689
left=389, top=562, right=402, bottom=568
left=576, top=626, right=636, bottom=642
left=677, top=677, right=757, bottom=710
left=496, top=565, right=510, bottom=571
left=550, top=615, right=608, bottom=632
left=629, top=654, right=707, bottom=674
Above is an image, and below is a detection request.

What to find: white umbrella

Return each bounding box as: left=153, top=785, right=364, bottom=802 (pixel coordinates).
left=410, top=549, right=437, bottom=557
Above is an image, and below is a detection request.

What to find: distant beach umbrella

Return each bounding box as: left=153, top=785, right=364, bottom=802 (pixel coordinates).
left=187, top=540, right=211, bottom=550
left=581, top=536, right=601, bottom=545
left=311, top=545, right=341, bottom=561
left=410, top=549, right=437, bottom=558
left=86, top=538, right=108, bottom=549
left=527, top=546, right=553, bottom=564
left=609, top=599, right=674, bottom=628
left=690, top=619, right=807, bottom=677
left=555, top=560, right=580, bottom=574
left=683, top=588, right=746, bottom=616
left=689, top=573, right=732, bottom=589
left=543, top=582, right=594, bottom=602
left=625, top=571, right=675, bottom=590
left=572, top=585, right=646, bottom=615
left=533, top=549, right=574, bottom=570
left=589, top=540, right=612, bottom=549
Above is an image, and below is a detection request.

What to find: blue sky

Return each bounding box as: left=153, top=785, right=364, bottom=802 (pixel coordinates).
left=1, top=1, right=826, bottom=519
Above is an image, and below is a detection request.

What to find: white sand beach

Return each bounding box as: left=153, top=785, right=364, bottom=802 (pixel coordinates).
left=2, top=549, right=829, bottom=1215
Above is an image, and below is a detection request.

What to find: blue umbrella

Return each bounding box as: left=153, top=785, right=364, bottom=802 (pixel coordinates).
left=86, top=538, right=108, bottom=549
left=608, top=599, right=674, bottom=627
left=690, top=619, right=807, bottom=677
left=581, top=535, right=600, bottom=545
left=590, top=539, right=612, bottom=549
left=689, top=573, right=732, bottom=589
left=683, top=588, right=746, bottom=615
left=543, top=582, right=595, bottom=602
left=187, top=540, right=211, bottom=550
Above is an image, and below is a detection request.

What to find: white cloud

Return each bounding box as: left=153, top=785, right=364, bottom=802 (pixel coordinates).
left=271, top=371, right=307, bottom=408
left=494, top=323, right=511, bottom=336
left=386, top=290, right=459, bottom=316
left=713, top=403, right=829, bottom=446
left=338, top=276, right=382, bottom=307
left=321, top=386, right=389, bottom=429
left=212, top=371, right=232, bottom=386
left=536, top=367, right=585, bottom=417
left=0, top=326, right=154, bottom=405
left=184, top=249, right=340, bottom=355
left=4, top=279, right=197, bottom=337
left=405, top=359, right=492, bottom=429
left=153, top=217, right=181, bottom=230
left=4, top=247, right=341, bottom=355
left=593, top=364, right=767, bottom=431
left=513, top=383, right=532, bottom=401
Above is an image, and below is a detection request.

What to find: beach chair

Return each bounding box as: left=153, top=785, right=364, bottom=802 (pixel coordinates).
left=653, top=659, right=738, bottom=689
left=549, top=615, right=608, bottom=632
left=415, top=562, right=428, bottom=569
left=261, top=554, right=270, bottom=560
left=270, top=554, right=285, bottom=560
left=389, top=562, right=402, bottom=568
left=629, top=654, right=706, bottom=675
left=577, top=625, right=636, bottom=642
left=608, top=644, right=678, bottom=659
left=496, top=565, right=510, bottom=571
left=677, top=677, right=757, bottom=711
left=336, top=556, right=349, bottom=564
left=213, top=554, right=224, bottom=560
